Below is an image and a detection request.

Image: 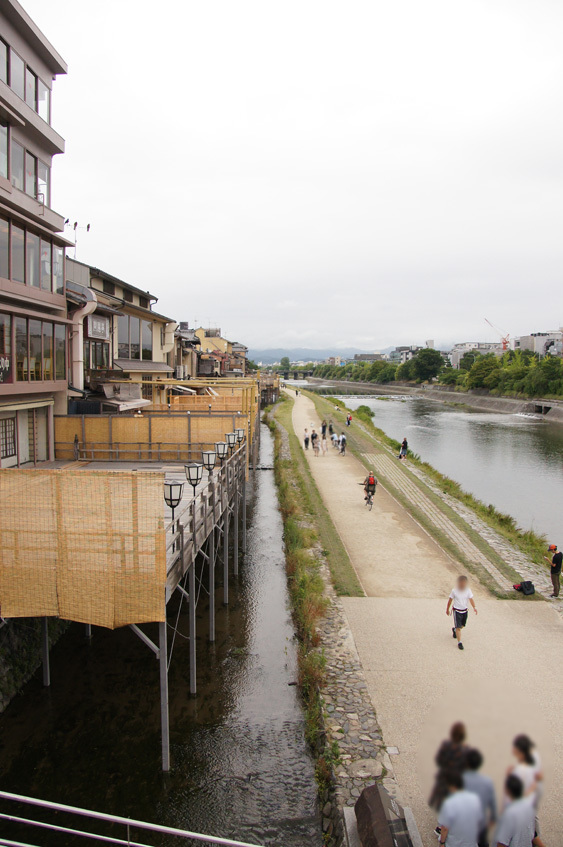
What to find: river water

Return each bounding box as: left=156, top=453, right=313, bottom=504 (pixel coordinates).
left=329, top=391, right=562, bottom=542
left=0, top=425, right=321, bottom=847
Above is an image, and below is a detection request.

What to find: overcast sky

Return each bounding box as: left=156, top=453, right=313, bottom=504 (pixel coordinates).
left=24, top=0, right=563, bottom=351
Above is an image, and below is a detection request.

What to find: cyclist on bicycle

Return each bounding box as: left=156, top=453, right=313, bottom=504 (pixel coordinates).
left=364, top=471, right=378, bottom=500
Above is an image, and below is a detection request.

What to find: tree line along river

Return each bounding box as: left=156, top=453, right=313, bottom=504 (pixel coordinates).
left=310, top=387, right=562, bottom=544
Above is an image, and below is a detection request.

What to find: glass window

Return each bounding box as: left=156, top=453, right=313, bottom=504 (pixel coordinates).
left=25, top=68, right=37, bottom=109
left=26, top=231, right=40, bottom=288
left=53, top=245, right=64, bottom=294
left=37, top=161, right=49, bottom=206
left=10, top=51, right=24, bottom=99
left=0, top=40, right=7, bottom=85
left=118, top=314, right=129, bottom=358
left=92, top=341, right=109, bottom=369
left=15, top=317, right=27, bottom=380
left=54, top=324, right=66, bottom=379
left=37, top=79, right=50, bottom=123
left=0, top=121, right=7, bottom=180
left=42, top=322, right=53, bottom=380
left=40, top=239, right=51, bottom=290
left=11, top=140, right=24, bottom=190
left=142, top=320, right=153, bottom=360
left=130, top=317, right=140, bottom=359
left=25, top=151, right=36, bottom=197
left=0, top=419, right=16, bottom=459
left=0, top=218, right=8, bottom=280
left=11, top=225, right=24, bottom=283
left=29, top=319, right=41, bottom=380
left=0, top=314, right=12, bottom=384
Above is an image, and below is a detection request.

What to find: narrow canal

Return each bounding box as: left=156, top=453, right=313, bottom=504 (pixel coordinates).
left=0, top=424, right=321, bottom=847
left=328, top=391, right=562, bottom=542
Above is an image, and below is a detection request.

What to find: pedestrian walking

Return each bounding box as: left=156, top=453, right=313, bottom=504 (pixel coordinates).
left=398, top=437, right=408, bottom=460
left=446, top=575, right=478, bottom=650
left=346, top=413, right=352, bottom=427
left=339, top=432, right=346, bottom=455
left=331, top=432, right=339, bottom=448
left=493, top=775, right=535, bottom=847
left=328, top=420, right=334, bottom=435
left=464, top=748, right=497, bottom=847
left=430, top=722, right=469, bottom=812
left=544, top=543, right=561, bottom=598
left=321, top=434, right=328, bottom=455
left=311, top=429, right=319, bottom=456
left=303, top=428, right=310, bottom=450
left=437, top=771, right=483, bottom=847
left=506, top=735, right=542, bottom=810
left=321, top=419, right=327, bottom=437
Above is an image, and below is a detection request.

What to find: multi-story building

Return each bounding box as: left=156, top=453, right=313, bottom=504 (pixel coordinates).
left=172, top=322, right=200, bottom=380
left=449, top=342, right=503, bottom=369
left=513, top=330, right=563, bottom=358
left=65, top=258, right=177, bottom=409
left=0, top=0, right=69, bottom=466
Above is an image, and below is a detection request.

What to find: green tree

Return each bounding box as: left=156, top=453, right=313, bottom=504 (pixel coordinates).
left=378, top=364, right=397, bottom=383
left=412, top=348, right=444, bottom=382
left=280, top=356, right=290, bottom=371
left=466, top=353, right=501, bottom=389
left=396, top=359, right=416, bottom=381
left=459, top=351, right=481, bottom=371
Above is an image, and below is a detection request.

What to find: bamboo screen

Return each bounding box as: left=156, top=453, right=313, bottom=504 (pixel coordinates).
left=0, top=470, right=166, bottom=629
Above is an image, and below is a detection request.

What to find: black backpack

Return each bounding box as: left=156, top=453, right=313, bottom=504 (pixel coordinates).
left=515, top=580, right=535, bottom=596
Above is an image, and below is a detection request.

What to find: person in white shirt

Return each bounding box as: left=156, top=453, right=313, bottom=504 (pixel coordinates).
left=438, top=771, right=483, bottom=847
left=446, top=575, right=478, bottom=651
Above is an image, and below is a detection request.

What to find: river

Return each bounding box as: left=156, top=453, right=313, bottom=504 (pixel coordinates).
left=296, top=383, right=561, bottom=542
left=0, top=424, right=321, bottom=847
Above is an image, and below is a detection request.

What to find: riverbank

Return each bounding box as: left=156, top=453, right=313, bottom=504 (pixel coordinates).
left=285, top=389, right=563, bottom=846
left=307, top=377, right=563, bottom=423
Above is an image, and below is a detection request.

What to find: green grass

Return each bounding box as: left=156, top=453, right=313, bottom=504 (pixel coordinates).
left=273, top=395, right=363, bottom=597
left=306, top=392, right=542, bottom=596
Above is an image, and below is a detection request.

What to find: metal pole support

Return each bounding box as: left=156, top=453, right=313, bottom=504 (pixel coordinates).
left=190, top=500, right=197, bottom=694
left=223, top=488, right=229, bottom=606
left=209, top=526, right=215, bottom=643
left=242, top=474, right=247, bottom=555
left=42, top=617, right=50, bottom=687
left=85, top=624, right=92, bottom=640
left=234, top=485, right=239, bottom=577
left=158, top=620, right=170, bottom=772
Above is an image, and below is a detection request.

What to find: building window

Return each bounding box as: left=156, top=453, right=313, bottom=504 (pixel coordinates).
left=91, top=341, right=109, bottom=369
left=11, top=140, right=24, bottom=191
left=10, top=51, right=25, bottom=100
left=103, top=280, right=115, bottom=295
left=142, top=320, right=152, bottom=360
left=0, top=121, right=7, bottom=180
left=118, top=314, right=129, bottom=358
left=0, top=40, right=7, bottom=85
left=40, top=240, right=51, bottom=290
left=122, top=289, right=133, bottom=303
left=53, top=245, right=64, bottom=294
left=25, top=68, right=37, bottom=109
left=37, top=160, right=49, bottom=206
left=29, top=319, right=42, bottom=379
left=37, top=79, right=50, bottom=123
left=26, top=231, right=40, bottom=288
left=25, top=151, right=36, bottom=197
left=54, top=324, right=66, bottom=379
left=130, top=316, right=140, bottom=359
left=11, top=225, right=24, bottom=283
left=43, top=322, right=53, bottom=379
left=0, top=314, right=12, bottom=384
left=0, top=217, right=8, bottom=280
left=0, top=418, right=16, bottom=459
left=15, top=317, right=27, bottom=380
left=139, top=296, right=149, bottom=309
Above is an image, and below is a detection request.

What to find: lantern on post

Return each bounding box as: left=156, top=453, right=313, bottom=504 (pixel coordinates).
left=202, top=450, right=217, bottom=477
left=185, top=462, right=204, bottom=496
left=215, top=441, right=228, bottom=465
left=226, top=432, right=237, bottom=455
left=236, top=428, right=245, bottom=444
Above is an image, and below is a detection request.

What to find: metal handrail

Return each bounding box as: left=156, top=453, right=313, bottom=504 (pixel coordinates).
left=0, top=790, right=264, bottom=847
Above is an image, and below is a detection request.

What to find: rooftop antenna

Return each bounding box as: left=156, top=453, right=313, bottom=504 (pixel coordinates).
left=65, top=220, right=91, bottom=260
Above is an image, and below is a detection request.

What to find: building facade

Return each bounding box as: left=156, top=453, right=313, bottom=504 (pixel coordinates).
left=513, top=330, right=563, bottom=358
left=0, top=0, right=68, bottom=466
left=449, top=342, right=503, bottom=369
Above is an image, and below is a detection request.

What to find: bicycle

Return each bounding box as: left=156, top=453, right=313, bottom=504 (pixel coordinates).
left=358, top=483, right=375, bottom=510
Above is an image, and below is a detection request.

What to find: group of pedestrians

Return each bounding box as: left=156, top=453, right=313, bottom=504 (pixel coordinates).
left=303, top=419, right=347, bottom=455
left=431, top=722, right=544, bottom=847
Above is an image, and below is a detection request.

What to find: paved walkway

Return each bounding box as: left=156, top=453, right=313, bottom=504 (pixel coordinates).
left=291, top=392, right=563, bottom=846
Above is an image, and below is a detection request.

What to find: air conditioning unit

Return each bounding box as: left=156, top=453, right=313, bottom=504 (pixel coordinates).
left=175, top=366, right=183, bottom=379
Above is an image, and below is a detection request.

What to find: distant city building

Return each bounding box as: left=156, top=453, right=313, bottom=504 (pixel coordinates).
left=327, top=355, right=342, bottom=366
left=513, top=330, right=563, bottom=358
left=353, top=353, right=384, bottom=363
left=449, top=342, right=503, bottom=369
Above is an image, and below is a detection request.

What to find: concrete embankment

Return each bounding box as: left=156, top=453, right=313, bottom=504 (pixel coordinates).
left=307, top=378, right=563, bottom=423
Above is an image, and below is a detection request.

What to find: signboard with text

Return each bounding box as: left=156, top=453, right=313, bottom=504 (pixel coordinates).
left=87, top=315, right=110, bottom=341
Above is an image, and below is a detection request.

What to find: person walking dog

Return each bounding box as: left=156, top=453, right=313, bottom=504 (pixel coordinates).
left=446, top=575, right=477, bottom=651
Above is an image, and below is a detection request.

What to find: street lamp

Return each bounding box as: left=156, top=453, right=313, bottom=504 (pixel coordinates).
left=185, top=462, right=204, bottom=496
left=226, top=432, right=237, bottom=454
left=215, top=441, right=228, bottom=465
left=235, top=428, right=245, bottom=444
left=202, top=449, right=216, bottom=476
left=164, top=479, right=184, bottom=552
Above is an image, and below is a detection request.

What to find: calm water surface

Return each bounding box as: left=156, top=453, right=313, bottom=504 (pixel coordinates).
left=0, top=425, right=321, bottom=847
left=341, top=394, right=563, bottom=541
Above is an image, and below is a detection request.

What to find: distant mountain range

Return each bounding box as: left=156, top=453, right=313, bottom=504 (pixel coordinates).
left=248, top=347, right=390, bottom=364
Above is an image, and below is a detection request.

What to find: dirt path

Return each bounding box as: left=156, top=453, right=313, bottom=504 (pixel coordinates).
left=291, top=392, right=563, bottom=845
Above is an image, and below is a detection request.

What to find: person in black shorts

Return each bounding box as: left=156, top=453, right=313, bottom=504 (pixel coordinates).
left=446, top=575, right=478, bottom=651
left=544, top=543, right=562, bottom=598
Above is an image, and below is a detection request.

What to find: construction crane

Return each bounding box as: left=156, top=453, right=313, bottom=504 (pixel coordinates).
left=484, top=318, right=510, bottom=350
